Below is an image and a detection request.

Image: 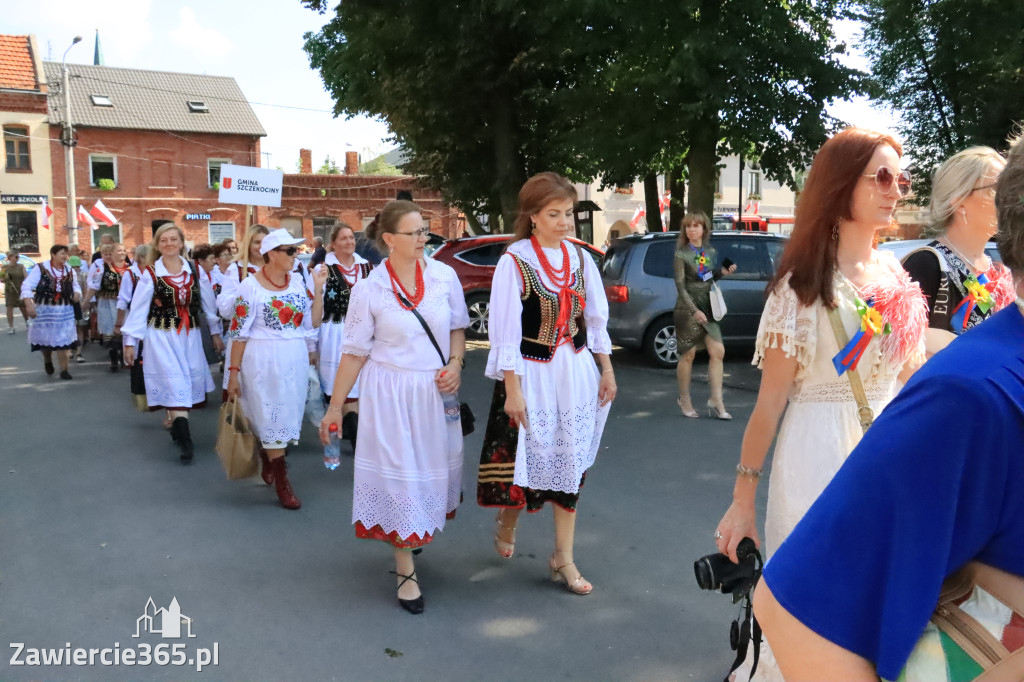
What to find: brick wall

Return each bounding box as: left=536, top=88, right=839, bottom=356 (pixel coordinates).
left=0, top=90, right=47, bottom=114
left=49, top=125, right=261, bottom=250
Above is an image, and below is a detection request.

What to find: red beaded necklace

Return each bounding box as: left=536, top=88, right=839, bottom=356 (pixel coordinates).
left=386, top=259, right=424, bottom=309
left=530, top=235, right=571, bottom=288
left=338, top=261, right=360, bottom=287
left=263, top=269, right=290, bottom=290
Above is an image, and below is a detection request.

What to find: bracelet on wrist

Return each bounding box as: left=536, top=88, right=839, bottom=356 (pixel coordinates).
left=228, top=366, right=241, bottom=372
left=736, top=464, right=762, bottom=479
left=602, top=368, right=614, bottom=374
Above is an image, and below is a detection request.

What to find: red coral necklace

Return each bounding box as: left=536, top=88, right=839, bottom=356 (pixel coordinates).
left=263, top=270, right=289, bottom=290
left=339, top=261, right=360, bottom=287
left=386, top=259, right=424, bottom=309
left=530, top=236, right=571, bottom=288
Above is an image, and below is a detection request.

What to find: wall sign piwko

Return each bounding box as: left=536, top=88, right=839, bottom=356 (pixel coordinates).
left=217, top=164, right=283, bottom=208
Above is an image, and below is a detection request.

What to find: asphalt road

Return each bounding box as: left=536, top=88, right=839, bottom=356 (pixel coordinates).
left=0, top=313, right=769, bottom=682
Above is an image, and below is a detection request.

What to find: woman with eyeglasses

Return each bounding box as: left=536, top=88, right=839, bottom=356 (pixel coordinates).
left=319, top=200, right=469, bottom=615
left=313, top=222, right=373, bottom=448
left=225, top=229, right=322, bottom=510
left=711, top=129, right=929, bottom=680
left=901, top=147, right=1016, bottom=357
left=121, top=225, right=223, bottom=462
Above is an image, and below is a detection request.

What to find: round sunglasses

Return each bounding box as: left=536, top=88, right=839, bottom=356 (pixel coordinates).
left=272, top=246, right=298, bottom=256
left=863, top=167, right=912, bottom=197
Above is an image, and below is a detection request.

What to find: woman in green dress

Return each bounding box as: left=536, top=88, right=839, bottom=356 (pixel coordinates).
left=673, top=211, right=737, bottom=420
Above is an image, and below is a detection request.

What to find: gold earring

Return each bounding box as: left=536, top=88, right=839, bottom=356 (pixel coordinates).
left=832, top=222, right=839, bottom=240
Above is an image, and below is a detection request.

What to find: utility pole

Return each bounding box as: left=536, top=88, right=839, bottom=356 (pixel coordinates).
left=737, top=155, right=744, bottom=230
left=62, top=36, right=82, bottom=247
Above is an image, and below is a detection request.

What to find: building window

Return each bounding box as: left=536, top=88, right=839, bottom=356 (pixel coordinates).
left=207, top=159, right=231, bottom=188
left=7, top=210, right=39, bottom=254
left=90, top=94, right=113, bottom=107
left=90, top=154, right=117, bottom=187
left=208, top=222, right=235, bottom=244
left=746, top=170, right=762, bottom=197
left=4, top=126, right=31, bottom=171
left=91, top=224, right=122, bottom=250
left=312, top=217, right=337, bottom=245
left=187, top=101, right=209, bottom=113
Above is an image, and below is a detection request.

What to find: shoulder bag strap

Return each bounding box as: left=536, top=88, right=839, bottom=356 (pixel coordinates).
left=394, top=290, right=447, bottom=367
left=826, top=306, right=874, bottom=434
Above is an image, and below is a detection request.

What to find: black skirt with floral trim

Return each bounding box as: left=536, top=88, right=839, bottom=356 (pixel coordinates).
left=476, top=380, right=584, bottom=512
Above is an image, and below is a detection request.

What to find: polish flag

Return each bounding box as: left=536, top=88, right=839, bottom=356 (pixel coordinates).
left=41, top=199, right=54, bottom=230
left=629, top=205, right=645, bottom=230
left=90, top=198, right=117, bottom=227
left=77, top=204, right=99, bottom=230
left=659, top=192, right=671, bottom=230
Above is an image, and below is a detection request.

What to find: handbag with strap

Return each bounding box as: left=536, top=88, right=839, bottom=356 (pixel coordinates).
left=215, top=398, right=258, bottom=479
left=710, top=281, right=728, bottom=322
left=826, top=306, right=875, bottom=435
left=394, top=291, right=475, bottom=437
left=895, top=562, right=1024, bottom=681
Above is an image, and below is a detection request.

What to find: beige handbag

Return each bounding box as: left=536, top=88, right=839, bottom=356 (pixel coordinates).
left=215, top=398, right=257, bottom=479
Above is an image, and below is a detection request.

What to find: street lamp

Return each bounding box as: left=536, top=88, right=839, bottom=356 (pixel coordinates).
left=62, top=36, right=82, bottom=246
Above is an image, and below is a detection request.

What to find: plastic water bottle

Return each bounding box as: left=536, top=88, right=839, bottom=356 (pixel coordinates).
left=442, top=392, right=460, bottom=424
left=324, top=423, right=341, bottom=470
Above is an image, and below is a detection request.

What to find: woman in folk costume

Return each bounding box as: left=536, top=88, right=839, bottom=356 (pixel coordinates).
left=477, top=172, right=617, bottom=596
left=217, top=224, right=269, bottom=397
left=115, top=244, right=150, bottom=411
left=901, top=146, right=1016, bottom=356
left=320, top=200, right=469, bottom=615
left=226, top=229, right=322, bottom=510
left=313, top=222, right=372, bottom=447
left=121, top=225, right=224, bottom=463
left=20, top=243, right=81, bottom=380
left=714, top=128, right=928, bottom=681
left=86, top=241, right=131, bottom=372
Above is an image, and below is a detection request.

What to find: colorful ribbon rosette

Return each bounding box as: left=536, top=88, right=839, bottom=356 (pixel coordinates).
left=832, top=297, right=891, bottom=376
left=690, top=245, right=710, bottom=278
left=950, top=273, right=994, bottom=330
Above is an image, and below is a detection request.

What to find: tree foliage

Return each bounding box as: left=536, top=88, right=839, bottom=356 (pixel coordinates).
left=317, top=155, right=341, bottom=174
left=302, top=0, right=862, bottom=229
left=858, top=0, right=1024, bottom=193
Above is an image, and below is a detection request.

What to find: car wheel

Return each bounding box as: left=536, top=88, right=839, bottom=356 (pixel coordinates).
left=465, top=292, right=490, bottom=340
left=643, top=316, right=678, bottom=368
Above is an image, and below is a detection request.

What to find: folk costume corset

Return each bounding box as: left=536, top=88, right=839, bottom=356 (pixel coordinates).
left=146, top=267, right=202, bottom=332
left=322, top=262, right=372, bottom=323
left=512, top=253, right=587, bottom=362
left=98, top=263, right=122, bottom=299
left=34, top=266, right=74, bottom=306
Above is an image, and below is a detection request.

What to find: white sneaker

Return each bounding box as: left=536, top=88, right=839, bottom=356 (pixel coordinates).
left=6, top=327, right=13, bottom=335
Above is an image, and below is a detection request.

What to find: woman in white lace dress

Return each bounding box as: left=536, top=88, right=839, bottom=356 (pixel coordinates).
left=713, top=129, right=928, bottom=679
left=477, top=172, right=616, bottom=596
left=319, top=200, right=469, bottom=615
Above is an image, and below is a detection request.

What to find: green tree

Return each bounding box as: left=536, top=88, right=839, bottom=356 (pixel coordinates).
left=318, top=155, right=341, bottom=174
left=359, top=155, right=402, bottom=176
left=858, top=0, right=1024, bottom=193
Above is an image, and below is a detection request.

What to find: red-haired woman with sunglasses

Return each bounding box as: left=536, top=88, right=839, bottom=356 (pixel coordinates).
left=713, top=128, right=931, bottom=679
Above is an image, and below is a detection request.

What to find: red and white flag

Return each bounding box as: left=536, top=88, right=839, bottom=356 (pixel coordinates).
left=90, top=198, right=117, bottom=227
left=629, top=205, right=645, bottom=230
left=77, top=204, right=99, bottom=231
left=659, top=192, right=671, bottom=230
left=41, top=199, right=54, bottom=230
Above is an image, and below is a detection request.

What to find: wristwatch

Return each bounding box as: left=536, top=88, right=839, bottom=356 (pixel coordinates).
left=450, top=355, right=465, bottom=369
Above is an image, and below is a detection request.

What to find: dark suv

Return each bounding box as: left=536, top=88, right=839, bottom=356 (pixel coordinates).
left=601, top=231, right=788, bottom=367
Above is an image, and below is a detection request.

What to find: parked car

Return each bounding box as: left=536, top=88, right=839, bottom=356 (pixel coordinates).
left=430, top=235, right=604, bottom=339
left=601, top=231, right=789, bottom=367
left=18, top=254, right=37, bottom=271
left=876, top=238, right=1001, bottom=263
left=296, top=232, right=445, bottom=270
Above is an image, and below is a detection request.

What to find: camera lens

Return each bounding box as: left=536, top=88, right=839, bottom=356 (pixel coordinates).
left=694, top=557, right=715, bottom=591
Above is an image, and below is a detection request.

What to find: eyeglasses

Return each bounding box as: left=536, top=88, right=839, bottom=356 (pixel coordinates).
left=273, top=246, right=298, bottom=256
left=970, top=182, right=997, bottom=197
left=863, top=167, right=912, bottom=197
left=395, top=227, right=431, bottom=238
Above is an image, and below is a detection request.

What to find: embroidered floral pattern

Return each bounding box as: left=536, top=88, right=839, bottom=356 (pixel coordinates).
left=227, top=297, right=250, bottom=335
left=262, top=293, right=306, bottom=331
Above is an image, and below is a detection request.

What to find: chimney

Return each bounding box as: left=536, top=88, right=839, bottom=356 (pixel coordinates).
left=299, top=148, right=312, bottom=174
left=345, top=151, right=359, bottom=175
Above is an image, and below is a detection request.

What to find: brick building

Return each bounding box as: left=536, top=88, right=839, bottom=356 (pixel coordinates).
left=262, top=148, right=459, bottom=244
left=0, top=34, right=53, bottom=256
left=43, top=61, right=265, bottom=251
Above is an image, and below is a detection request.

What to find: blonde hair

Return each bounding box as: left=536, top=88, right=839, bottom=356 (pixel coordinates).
left=147, top=224, right=186, bottom=266
left=925, top=146, right=1006, bottom=237
left=677, top=211, right=712, bottom=247
left=236, top=224, right=270, bottom=276
left=99, top=243, right=115, bottom=255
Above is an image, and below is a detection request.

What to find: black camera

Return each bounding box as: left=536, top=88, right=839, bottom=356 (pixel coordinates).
left=693, top=537, right=763, bottom=599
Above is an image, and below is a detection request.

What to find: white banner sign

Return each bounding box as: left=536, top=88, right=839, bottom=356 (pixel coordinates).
left=217, top=164, right=283, bottom=208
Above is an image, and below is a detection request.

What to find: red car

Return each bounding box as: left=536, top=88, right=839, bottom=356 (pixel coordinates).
left=430, top=235, right=604, bottom=339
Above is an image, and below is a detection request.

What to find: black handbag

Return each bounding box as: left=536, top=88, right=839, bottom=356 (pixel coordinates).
left=396, top=293, right=475, bottom=437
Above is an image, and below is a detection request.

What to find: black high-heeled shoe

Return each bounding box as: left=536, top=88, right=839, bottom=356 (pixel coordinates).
left=389, top=571, right=423, bottom=614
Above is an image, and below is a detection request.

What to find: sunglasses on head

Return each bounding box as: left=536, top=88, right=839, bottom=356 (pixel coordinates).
left=273, top=246, right=298, bottom=256
left=864, top=167, right=912, bottom=197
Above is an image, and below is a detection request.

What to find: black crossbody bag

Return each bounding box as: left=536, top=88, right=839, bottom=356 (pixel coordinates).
left=395, top=292, right=475, bottom=437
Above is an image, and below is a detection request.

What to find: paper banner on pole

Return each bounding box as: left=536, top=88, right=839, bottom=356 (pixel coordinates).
left=217, top=164, right=284, bottom=208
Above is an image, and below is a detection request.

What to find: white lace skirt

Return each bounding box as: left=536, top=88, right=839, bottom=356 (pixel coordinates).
left=514, top=344, right=609, bottom=494
left=96, top=298, right=118, bottom=336
left=317, top=318, right=359, bottom=399
left=238, top=338, right=308, bottom=448
left=141, top=327, right=215, bottom=409
left=351, top=358, right=462, bottom=542
left=28, top=303, right=77, bottom=350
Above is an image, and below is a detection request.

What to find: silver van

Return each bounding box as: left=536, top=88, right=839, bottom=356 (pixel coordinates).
left=601, top=231, right=788, bottom=367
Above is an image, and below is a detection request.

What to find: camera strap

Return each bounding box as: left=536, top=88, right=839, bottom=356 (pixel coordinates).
left=724, top=587, right=762, bottom=681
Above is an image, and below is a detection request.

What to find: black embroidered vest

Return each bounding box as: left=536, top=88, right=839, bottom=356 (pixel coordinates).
left=146, top=266, right=202, bottom=331
left=512, top=254, right=587, bottom=362
left=98, top=263, right=122, bottom=299
left=322, top=262, right=372, bottom=323
left=34, top=265, right=74, bottom=306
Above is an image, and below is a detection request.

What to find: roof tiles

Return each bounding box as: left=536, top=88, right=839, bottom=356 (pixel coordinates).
left=0, top=35, right=40, bottom=91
